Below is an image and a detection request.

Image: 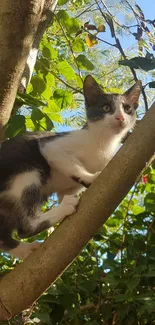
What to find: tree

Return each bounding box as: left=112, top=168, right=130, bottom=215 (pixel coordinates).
left=0, top=0, right=155, bottom=324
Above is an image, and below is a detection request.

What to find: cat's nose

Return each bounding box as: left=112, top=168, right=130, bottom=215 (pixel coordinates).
left=116, top=115, right=124, bottom=121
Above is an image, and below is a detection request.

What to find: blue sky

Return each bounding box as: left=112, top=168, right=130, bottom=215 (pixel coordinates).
left=98, top=0, right=154, bottom=52
left=138, top=0, right=154, bottom=20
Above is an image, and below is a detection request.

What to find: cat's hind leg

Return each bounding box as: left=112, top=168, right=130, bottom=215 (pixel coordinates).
left=1, top=195, right=79, bottom=259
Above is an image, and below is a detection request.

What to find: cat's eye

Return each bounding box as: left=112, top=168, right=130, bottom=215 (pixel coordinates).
left=124, top=105, right=132, bottom=114
left=103, top=105, right=111, bottom=113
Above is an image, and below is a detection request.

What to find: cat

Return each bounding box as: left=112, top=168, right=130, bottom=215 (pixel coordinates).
left=0, top=75, right=141, bottom=259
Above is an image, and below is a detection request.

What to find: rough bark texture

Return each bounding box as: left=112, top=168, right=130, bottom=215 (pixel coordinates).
left=0, top=0, right=45, bottom=139
left=19, top=0, right=58, bottom=92
left=0, top=102, right=155, bottom=320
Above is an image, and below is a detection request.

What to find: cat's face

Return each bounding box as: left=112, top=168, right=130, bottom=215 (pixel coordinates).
left=83, top=75, right=142, bottom=134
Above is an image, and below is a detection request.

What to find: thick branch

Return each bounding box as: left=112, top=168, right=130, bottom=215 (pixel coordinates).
left=0, top=103, right=155, bottom=320
left=0, top=0, right=45, bottom=139
left=19, top=0, right=58, bottom=92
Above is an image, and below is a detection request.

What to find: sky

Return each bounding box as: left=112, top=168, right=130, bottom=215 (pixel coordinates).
left=138, top=0, right=155, bottom=20
left=99, top=0, right=155, bottom=52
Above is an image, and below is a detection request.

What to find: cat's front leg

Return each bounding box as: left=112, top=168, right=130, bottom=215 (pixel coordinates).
left=18, top=194, right=79, bottom=239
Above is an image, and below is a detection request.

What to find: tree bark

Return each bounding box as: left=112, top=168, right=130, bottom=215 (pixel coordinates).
left=19, top=0, right=58, bottom=93
left=0, top=102, right=154, bottom=320
left=0, top=0, right=45, bottom=139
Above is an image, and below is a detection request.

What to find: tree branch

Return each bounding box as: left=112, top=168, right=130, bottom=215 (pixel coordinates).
left=0, top=0, right=46, bottom=140
left=95, top=0, right=149, bottom=112
left=0, top=102, right=155, bottom=320
left=19, top=0, right=58, bottom=93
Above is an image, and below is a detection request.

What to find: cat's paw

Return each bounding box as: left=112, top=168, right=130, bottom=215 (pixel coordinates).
left=59, top=194, right=79, bottom=218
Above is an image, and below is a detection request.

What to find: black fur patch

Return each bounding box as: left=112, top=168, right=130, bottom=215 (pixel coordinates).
left=21, top=185, right=41, bottom=216
left=85, top=94, right=119, bottom=121
left=0, top=135, right=51, bottom=191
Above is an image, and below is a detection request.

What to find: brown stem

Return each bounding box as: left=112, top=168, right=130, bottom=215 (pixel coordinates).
left=95, top=0, right=149, bottom=111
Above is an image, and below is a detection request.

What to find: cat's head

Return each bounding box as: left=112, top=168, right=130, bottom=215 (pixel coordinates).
left=83, top=75, right=142, bottom=134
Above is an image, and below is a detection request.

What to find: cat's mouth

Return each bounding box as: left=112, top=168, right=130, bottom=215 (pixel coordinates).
left=116, top=120, right=126, bottom=128
left=109, top=120, right=127, bottom=130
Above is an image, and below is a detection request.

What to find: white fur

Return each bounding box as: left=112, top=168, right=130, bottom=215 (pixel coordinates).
left=8, top=171, right=41, bottom=200
left=40, top=101, right=136, bottom=200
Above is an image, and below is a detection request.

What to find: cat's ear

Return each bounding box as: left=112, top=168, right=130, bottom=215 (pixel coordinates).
left=123, top=80, right=142, bottom=109
left=83, top=75, right=103, bottom=105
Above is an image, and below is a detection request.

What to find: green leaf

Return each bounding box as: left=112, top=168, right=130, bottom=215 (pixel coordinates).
left=58, top=0, right=69, bottom=5
left=43, top=107, right=62, bottom=123
left=16, top=93, right=45, bottom=107
left=144, top=193, right=155, bottom=212
left=144, top=270, right=155, bottom=277
left=33, top=311, right=51, bottom=324
left=42, top=44, right=58, bottom=60
left=6, top=115, right=26, bottom=138
left=149, top=81, right=155, bottom=88
left=65, top=18, right=80, bottom=35
left=127, top=277, right=140, bottom=291
left=25, top=117, right=35, bottom=131
left=41, top=87, right=52, bottom=100
left=58, top=61, right=76, bottom=80
left=45, top=73, right=55, bottom=87
left=119, top=55, right=155, bottom=71
left=106, top=217, right=122, bottom=228
left=31, top=75, right=47, bottom=95
left=115, top=294, right=130, bottom=302
left=72, top=39, right=85, bottom=52
left=76, top=55, right=95, bottom=70
left=31, top=108, right=54, bottom=131
left=53, top=89, right=73, bottom=109
left=57, top=10, right=69, bottom=23
left=47, top=99, right=60, bottom=112
left=132, top=205, right=144, bottom=215
left=31, top=108, right=44, bottom=121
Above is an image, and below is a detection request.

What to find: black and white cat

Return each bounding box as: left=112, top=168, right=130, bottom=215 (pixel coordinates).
left=0, top=75, right=141, bottom=259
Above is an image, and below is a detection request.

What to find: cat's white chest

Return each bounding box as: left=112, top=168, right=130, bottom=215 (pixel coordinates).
left=78, top=143, right=116, bottom=173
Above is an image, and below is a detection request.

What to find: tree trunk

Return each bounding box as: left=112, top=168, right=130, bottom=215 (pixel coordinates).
left=19, top=0, right=58, bottom=93
left=0, top=102, right=154, bottom=321
left=0, top=0, right=45, bottom=139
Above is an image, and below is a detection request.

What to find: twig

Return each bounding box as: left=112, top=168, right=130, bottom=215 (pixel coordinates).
left=94, top=248, right=102, bottom=312
left=54, top=13, right=82, bottom=80
left=49, top=69, right=83, bottom=94
left=39, top=61, right=83, bottom=94
left=75, top=4, right=96, bottom=18
left=112, top=311, right=118, bottom=325
left=95, top=0, right=148, bottom=111
left=100, top=0, right=133, bottom=34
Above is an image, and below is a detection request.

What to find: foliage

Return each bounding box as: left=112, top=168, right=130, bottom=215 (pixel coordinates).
left=1, top=0, right=155, bottom=324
